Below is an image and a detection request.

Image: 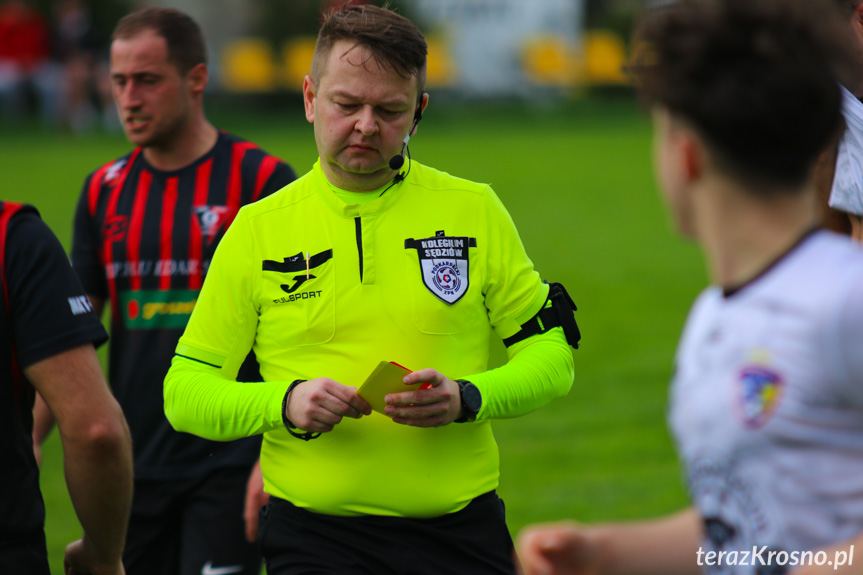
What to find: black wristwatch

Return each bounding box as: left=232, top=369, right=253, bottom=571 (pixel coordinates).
left=454, top=379, right=482, bottom=423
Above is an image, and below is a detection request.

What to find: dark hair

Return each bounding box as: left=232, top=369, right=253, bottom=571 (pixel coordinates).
left=311, top=3, right=427, bottom=93
left=836, top=0, right=863, bottom=17
left=112, top=7, right=207, bottom=76
left=633, top=0, right=853, bottom=189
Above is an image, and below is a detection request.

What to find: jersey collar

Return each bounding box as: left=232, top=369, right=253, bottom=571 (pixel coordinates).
left=313, top=160, right=407, bottom=219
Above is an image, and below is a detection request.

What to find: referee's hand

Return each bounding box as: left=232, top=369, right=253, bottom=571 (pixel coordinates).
left=384, top=368, right=462, bottom=427
left=285, top=378, right=372, bottom=433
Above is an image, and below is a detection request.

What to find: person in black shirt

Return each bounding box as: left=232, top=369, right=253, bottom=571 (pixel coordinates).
left=33, top=7, right=297, bottom=575
left=1, top=201, right=132, bottom=575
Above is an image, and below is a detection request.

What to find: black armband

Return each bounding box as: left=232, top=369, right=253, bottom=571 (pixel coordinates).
left=502, top=282, right=581, bottom=349
left=282, top=379, right=321, bottom=441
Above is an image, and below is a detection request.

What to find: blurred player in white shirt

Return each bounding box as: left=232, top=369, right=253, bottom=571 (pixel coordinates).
left=516, top=0, right=863, bottom=574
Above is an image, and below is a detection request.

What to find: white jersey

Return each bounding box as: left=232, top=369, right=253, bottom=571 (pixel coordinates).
left=829, top=86, right=863, bottom=217
left=669, top=231, right=863, bottom=574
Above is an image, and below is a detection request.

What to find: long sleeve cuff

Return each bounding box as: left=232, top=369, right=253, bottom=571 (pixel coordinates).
left=164, top=354, right=289, bottom=440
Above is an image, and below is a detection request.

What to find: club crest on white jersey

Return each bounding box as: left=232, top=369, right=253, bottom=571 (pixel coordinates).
left=738, top=363, right=784, bottom=429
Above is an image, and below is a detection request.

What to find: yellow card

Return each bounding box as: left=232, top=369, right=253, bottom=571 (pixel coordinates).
left=357, top=361, right=424, bottom=414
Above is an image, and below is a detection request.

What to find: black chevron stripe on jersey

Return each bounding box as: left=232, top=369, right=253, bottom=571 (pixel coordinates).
left=263, top=249, right=334, bottom=273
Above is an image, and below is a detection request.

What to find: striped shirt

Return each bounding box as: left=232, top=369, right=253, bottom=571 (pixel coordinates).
left=72, top=131, right=296, bottom=478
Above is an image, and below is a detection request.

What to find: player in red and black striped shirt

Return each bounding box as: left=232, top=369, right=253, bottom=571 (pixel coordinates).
left=1, top=202, right=132, bottom=575
left=33, top=8, right=297, bottom=575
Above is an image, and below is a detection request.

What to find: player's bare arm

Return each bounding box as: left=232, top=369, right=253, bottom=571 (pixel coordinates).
left=243, top=459, right=268, bottom=543
left=517, top=508, right=702, bottom=575
left=385, top=368, right=462, bottom=427
left=31, top=392, right=51, bottom=466
left=285, top=377, right=372, bottom=433
left=791, top=531, right=863, bottom=574
left=32, top=294, right=106, bottom=460
left=25, top=343, right=132, bottom=575
left=516, top=519, right=603, bottom=575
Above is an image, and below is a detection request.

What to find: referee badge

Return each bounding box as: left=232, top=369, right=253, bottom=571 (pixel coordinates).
left=405, top=231, right=476, bottom=304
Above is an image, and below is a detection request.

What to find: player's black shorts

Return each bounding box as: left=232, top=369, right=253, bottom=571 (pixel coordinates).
left=0, top=532, right=50, bottom=575
left=123, top=466, right=260, bottom=575
left=259, top=490, right=516, bottom=575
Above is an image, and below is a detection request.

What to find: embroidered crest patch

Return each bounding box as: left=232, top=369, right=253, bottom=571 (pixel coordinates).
left=193, top=205, right=236, bottom=245
left=738, top=365, right=784, bottom=428
left=405, top=232, right=477, bottom=304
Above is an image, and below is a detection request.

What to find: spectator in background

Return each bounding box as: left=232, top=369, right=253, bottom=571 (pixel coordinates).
left=51, top=0, right=115, bottom=132
left=0, top=0, right=61, bottom=125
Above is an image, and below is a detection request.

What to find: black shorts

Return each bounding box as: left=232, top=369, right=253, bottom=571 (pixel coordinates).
left=259, top=491, right=516, bottom=575
left=0, top=533, right=49, bottom=575
left=123, top=466, right=260, bottom=575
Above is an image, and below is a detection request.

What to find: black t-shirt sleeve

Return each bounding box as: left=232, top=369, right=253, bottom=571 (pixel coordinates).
left=7, top=209, right=108, bottom=369
left=262, top=160, right=298, bottom=199
left=71, top=177, right=109, bottom=299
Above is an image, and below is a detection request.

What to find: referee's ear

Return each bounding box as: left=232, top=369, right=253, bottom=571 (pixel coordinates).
left=411, top=92, right=429, bottom=137
left=303, top=75, right=317, bottom=124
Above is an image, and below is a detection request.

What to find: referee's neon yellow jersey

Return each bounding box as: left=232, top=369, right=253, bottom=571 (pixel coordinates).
left=165, top=160, right=574, bottom=517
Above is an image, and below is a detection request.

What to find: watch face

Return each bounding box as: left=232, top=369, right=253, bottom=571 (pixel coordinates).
left=463, top=383, right=482, bottom=413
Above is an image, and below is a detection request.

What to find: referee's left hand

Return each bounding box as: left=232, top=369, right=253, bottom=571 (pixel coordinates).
left=384, top=368, right=462, bottom=427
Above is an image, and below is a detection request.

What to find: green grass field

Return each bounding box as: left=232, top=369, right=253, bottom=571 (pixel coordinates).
left=1, top=97, right=705, bottom=574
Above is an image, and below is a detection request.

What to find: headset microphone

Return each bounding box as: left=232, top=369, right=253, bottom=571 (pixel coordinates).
left=388, top=98, right=424, bottom=182
left=388, top=133, right=412, bottom=171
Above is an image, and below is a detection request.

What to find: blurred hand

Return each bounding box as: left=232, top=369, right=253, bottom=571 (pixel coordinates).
left=286, top=378, right=371, bottom=433
left=384, top=368, right=461, bottom=427
left=516, top=521, right=602, bottom=575
left=244, top=459, right=268, bottom=542
left=64, top=539, right=125, bottom=575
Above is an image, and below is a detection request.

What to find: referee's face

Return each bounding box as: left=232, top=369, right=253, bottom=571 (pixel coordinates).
left=110, top=29, right=195, bottom=150
left=304, top=40, right=425, bottom=192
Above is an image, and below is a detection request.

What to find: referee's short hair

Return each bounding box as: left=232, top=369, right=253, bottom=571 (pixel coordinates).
left=112, top=7, right=207, bottom=77
left=632, top=0, right=854, bottom=190
left=311, top=3, right=428, bottom=94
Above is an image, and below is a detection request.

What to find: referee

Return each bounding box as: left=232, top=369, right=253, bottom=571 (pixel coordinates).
left=32, top=8, right=297, bottom=575
left=1, top=201, right=132, bottom=575
left=165, top=4, right=579, bottom=574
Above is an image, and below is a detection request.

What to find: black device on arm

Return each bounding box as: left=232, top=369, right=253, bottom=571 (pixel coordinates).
left=502, top=282, right=581, bottom=349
